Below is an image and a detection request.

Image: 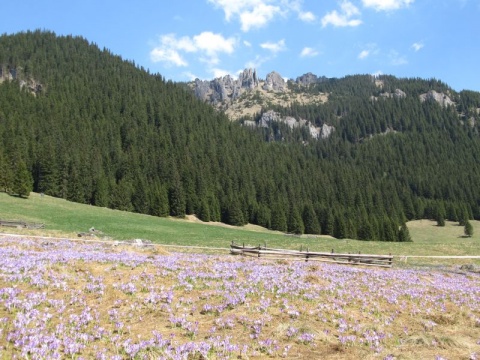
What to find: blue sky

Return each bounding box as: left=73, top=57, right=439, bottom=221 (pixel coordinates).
left=2, top=0, right=480, bottom=91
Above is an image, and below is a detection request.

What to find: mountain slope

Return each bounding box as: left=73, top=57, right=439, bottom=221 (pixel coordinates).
left=1, top=30, right=480, bottom=241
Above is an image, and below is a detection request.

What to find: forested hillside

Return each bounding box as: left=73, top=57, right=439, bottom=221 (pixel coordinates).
left=1, top=30, right=480, bottom=241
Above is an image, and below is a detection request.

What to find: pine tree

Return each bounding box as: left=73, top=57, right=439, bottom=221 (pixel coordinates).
left=150, top=183, right=169, bottom=217
left=464, top=220, right=473, bottom=237
left=436, top=214, right=445, bottom=227
left=196, top=197, right=211, bottom=222
left=270, top=203, right=287, bottom=232
left=12, top=160, right=32, bottom=198
left=435, top=202, right=446, bottom=227
left=256, top=204, right=272, bottom=229
left=0, top=151, right=13, bottom=193
left=225, top=196, right=246, bottom=226
left=333, top=215, right=346, bottom=239
left=169, top=169, right=186, bottom=218
left=398, top=223, right=412, bottom=242
left=302, top=203, right=321, bottom=235
left=323, top=211, right=334, bottom=236
left=287, top=205, right=304, bottom=235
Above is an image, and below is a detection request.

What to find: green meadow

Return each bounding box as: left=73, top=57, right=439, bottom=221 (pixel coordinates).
left=1, top=192, right=479, bottom=264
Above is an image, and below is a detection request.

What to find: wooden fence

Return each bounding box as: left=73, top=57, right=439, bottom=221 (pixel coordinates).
left=230, top=242, right=393, bottom=268
left=0, top=219, right=44, bottom=229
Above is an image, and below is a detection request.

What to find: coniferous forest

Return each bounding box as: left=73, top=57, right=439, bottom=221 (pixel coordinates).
left=1, top=30, right=480, bottom=241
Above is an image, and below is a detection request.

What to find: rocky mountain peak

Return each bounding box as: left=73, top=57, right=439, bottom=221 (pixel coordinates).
left=262, top=71, right=286, bottom=92
left=191, top=68, right=260, bottom=106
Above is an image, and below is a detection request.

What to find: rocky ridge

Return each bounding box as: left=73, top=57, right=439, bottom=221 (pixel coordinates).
left=191, top=69, right=461, bottom=141
left=190, top=68, right=331, bottom=138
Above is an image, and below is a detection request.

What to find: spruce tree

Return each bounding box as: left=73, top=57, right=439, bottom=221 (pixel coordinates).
left=464, top=220, right=473, bottom=237
left=398, top=223, right=412, bottom=242
left=196, top=198, right=211, bottom=222
left=270, top=203, right=287, bottom=232
left=287, top=205, right=304, bottom=235
left=0, top=151, right=13, bottom=193
left=302, top=203, right=321, bottom=235
left=12, top=160, right=32, bottom=198
left=226, top=197, right=246, bottom=226
left=333, top=215, right=346, bottom=239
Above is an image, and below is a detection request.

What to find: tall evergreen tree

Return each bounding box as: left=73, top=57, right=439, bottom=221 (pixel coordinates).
left=398, top=223, right=412, bottom=242
left=12, top=160, right=32, bottom=198
left=270, top=203, right=287, bottom=232
left=464, top=220, right=474, bottom=237
left=302, top=203, right=321, bottom=235
left=287, top=205, right=304, bottom=235
left=0, top=151, right=13, bottom=193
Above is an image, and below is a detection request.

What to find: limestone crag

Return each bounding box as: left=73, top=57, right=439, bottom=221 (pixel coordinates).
left=262, top=71, right=286, bottom=92
left=0, top=65, right=43, bottom=95
left=370, top=89, right=407, bottom=102
left=380, top=89, right=407, bottom=99
left=255, top=110, right=333, bottom=140
left=419, top=90, right=455, bottom=107
left=193, top=68, right=260, bottom=106
left=239, top=68, right=259, bottom=90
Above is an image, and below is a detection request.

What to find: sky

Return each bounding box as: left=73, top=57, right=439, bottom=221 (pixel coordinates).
left=2, top=0, right=480, bottom=92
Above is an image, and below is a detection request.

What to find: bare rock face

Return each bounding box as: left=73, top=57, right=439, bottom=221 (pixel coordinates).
left=192, top=68, right=259, bottom=105
left=194, top=79, right=211, bottom=102
left=259, top=110, right=281, bottom=128
left=238, top=68, right=258, bottom=90
left=0, top=65, right=43, bottom=95
left=419, top=90, right=455, bottom=107
left=256, top=110, right=334, bottom=140
left=378, top=89, right=407, bottom=99
left=262, top=71, right=286, bottom=92
left=320, top=123, right=335, bottom=139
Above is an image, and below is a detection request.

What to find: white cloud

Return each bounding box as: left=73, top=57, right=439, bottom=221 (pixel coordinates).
left=207, top=0, right=316, bottom=31
left=358, top=43, right=379, bottom=59
left=239, top=3, right=284, bottom=31
left=150, top=48, right=187, bottom=67
left=211, top=68, right=232, bottom=78
left=193, top=32, right=236, bottom=57
left=389, top=50, right=407, bottom=65
left=150, top=32, right=236, bottom=67
left=243, top=40, right=252, bottom=47
left=260, top=39, right=286, bottom=53
left=372, top=70, right=383, bottom=77
left=358, top=50, right=370, bottom=59
left=300, top=47, right=319, bottom=57
left=362, top=0, right=414, bottom=11
left=245, top=55, right=270, bottom=70
left=299, top=11, right=316, bottom=22
left=182, top=71, right=198, bottom=81
left=321, top=1, right=362, bottom=27
left=208, top=0, right=284, bottom=31
left=412, top=42, right=424, bottom=51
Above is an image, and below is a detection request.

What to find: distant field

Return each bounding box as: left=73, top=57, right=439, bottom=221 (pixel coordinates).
left=0, top=192, right=479, bottom=265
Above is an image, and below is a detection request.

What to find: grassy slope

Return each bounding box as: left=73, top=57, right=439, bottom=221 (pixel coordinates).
left=0, top=192, right=479, bottom=260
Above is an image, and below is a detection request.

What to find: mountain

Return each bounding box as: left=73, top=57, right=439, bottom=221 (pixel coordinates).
left=1, top=30, right=480, bottom=241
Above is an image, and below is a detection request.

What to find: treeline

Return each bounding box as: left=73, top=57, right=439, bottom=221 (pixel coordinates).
left=1, top=30, right=479, bottom=242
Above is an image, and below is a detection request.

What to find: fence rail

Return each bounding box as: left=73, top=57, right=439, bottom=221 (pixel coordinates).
left=230, top=242, right=393, bottom=268
left=0, top=220, right=45, bottom=229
